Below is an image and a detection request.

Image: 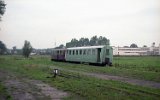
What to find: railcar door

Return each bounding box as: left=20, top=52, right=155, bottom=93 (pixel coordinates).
left=97, top=48, right=101, bottom=62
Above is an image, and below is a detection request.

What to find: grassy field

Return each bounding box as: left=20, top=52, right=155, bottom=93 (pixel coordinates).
left=0, top=55, right=160, bottom=99
left=0, top=82, right=11, bottom=100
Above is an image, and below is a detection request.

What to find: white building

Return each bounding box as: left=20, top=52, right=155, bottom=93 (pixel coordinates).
left=112, top=43, right=160, bottom=56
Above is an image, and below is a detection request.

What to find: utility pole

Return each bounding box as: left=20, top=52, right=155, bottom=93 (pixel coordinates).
left=118, top=46, right=119, bottom=67
left=118, top=51, right=119, bottom=66
left=54, top=42, right=56, bottom=48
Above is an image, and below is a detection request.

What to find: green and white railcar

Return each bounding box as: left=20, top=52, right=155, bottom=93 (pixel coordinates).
left=65, top=45, right=113, bottom=66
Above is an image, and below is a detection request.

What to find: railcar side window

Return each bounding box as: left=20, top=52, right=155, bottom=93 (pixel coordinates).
left=73, top=50, right=75, bottom=55
left=83, top=50, right=86, bottom=55
left=57, top=51, right=59, bottom=54
left=106, top=49, right=109, bottom=55
left=69, top=50, right=71, bottom=55
left=80, top=50, right=82, bottom=55
left=87, top=49, right=91, bottom=55
left=76, top=50, right=78, bottom=55
left=63, top=50, right=65, bottom=55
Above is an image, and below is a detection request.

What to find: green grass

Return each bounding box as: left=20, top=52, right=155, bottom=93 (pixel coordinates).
left=0, top=55, right=160, bottom=82
left=0, top=55, right=160, bottom=99
left=0, top=82, right=12, bottom=100
left=27, top=55, right=160, bottom=82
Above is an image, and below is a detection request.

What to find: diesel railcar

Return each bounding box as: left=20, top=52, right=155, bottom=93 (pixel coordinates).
left=51, top=45, right=113, bottom=66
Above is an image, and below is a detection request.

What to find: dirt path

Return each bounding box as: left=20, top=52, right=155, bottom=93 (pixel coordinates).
left=85, top=73, right=160, bottom=89
left=51, top=66, right=160, bottom=89
left=0, top=70, right=68, bottom=100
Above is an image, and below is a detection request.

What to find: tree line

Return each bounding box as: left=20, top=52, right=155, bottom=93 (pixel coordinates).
left=0, top=0, right=6, bottom=20
left=0, top=40, right=32, bottom=58
left=0, top=41, right=7, bottom=54
left=66, top=36, right=109, bottom=48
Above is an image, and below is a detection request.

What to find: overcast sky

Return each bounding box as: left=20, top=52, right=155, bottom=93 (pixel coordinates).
left=0, top=0, right=160, bottom=49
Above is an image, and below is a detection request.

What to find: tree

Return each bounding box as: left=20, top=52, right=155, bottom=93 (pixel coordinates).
left=83, top=38, right=89, bottom=46
left=66, top=38, right=79, bottom=47
left=123, top=46, right=129, bottom=48
left=152, top=42, right=155, bottom=47
left=90, top=36, right=98, bottom=46
left=130, top=43, right=138, bottom=48
left=55, top=44, right=65, bottom=49
left=98, top=36, right=108, bottom=45
left=71, top=38, right=79, bottom=47
left=59, top=44, right=64, bottom=48
left=0, top=41, right=7, bottom=54
left=78, top=38, right=84, bottom=46
left=66, top=36, right=110, bottom=47
left=0, top=0, right=6, bottom=20
left=12, top=46, right=17, bottom=54
left=143, top=45, right=147, bottom=47
left=75, top=38, right=89, bottom=47
left=22, top=40, right=32, bottom=58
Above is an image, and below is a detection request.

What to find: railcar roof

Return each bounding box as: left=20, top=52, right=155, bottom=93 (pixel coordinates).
left=67, top=45, right=105, bottom=50
left=53, top=48, right=66, bottom=50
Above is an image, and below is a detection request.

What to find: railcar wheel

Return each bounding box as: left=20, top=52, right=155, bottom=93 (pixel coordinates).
left=109, top=62, right=112, bottom=66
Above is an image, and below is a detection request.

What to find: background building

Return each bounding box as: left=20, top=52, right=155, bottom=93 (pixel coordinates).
left=112, top=43, right=160, bottom=56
